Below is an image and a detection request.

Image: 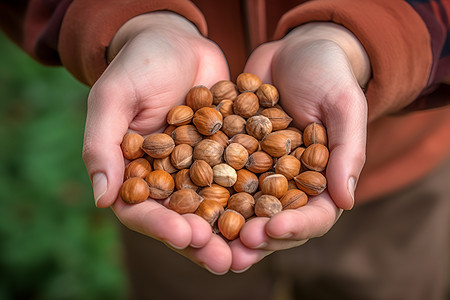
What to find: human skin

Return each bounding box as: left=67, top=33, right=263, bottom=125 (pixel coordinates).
left=82, top=12, right=370, bottom=274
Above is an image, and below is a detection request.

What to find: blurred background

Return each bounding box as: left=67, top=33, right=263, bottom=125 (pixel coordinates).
left=0, top=34, right=126, bottom=299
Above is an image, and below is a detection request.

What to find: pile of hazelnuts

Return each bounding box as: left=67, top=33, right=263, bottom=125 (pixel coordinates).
left=119, top=73, right=329, bottom=240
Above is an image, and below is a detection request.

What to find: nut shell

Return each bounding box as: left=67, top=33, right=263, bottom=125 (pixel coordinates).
left=233, top=169, right=258, bottom=194
left=301, top=144, right=329, bottom=172
left=210, top=80, right=239, bottom=104
left=256, top=84, right=279, bottom=107
left=189, top=160, right=214, bottom=187
left=195, top=200, right=224, bottom=230
left=145, top=170, right=175, bottom=199
left=293, top=171, right=327, bottom=196
left=142, top=133, right=175, bottom=159
left=255, top=195, right=282, bottom=217
left=228, top=134, right=259, bottom=155
left=186, top=85, right=213, bottom=111
left=280, top=189, right=308, bottom=209
left=245, top=115, right=273, bottom=140
left=233, top=92, right=260, bottom=118
left=227, top=192, right=255, bottom=219
left=274, top=155, right=301, bottom=180
left=213, top=163, right=238, bottom=187
left=222, top=115, right=247, bottom=138
left=170, top=144, right=193, bottom=170
left=218, top=209, right=245, bottom=240
left=120, top=177, right=149, bottom=204
left=303, top=122, right=327, bottom=147
left=236, top=73, right=262, bottom=92
left=245, top=151, right=273, bottom=173
left=121, top=132, right=144, bottom=160
left=224, top=143, right=248, bottom=170
left=171, top=125, right=203, bottom=147
left=166, top=105, right=194, bottom=126
left=260, top=108, right=293, bottom=131
left=174, top=169, right=199, bottom=191
left=260, top=132, right=291, bottom=158
left=261, top=174, right=289, bottom=199
left=169, top=189, right=203, bottom=214
left=193, top=139, right=224, bottom=167
left=192, top=106, right=223, bottom=136
left=198, top=184, right=230, bottom=207
left=124, top=158, right=152, bottom=180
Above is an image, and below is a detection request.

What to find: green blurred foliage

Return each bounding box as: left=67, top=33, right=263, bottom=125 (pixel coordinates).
left=0, top=34, right=126, bottom=299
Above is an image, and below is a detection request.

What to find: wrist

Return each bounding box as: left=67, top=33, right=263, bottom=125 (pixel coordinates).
left=284, top=22, right=371, bottom=88
left=107, top=11, right=201, bottom=63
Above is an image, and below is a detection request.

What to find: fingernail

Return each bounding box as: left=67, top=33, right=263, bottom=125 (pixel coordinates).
left=231, top=265, right=252, bottom=274
left=203, top=264, right=228, bottom=276
left=348, top=177, right=356, bottom=207
left=255, top=242, right=268, bottom=249
left=92, top=173, right=107, bottom=206
left=268, top=232, right=293, bottom=239
left=164, top=240, right=185, bottom=250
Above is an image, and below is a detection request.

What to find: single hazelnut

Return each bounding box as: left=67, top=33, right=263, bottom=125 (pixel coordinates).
left=301, top=144, right=329, bottom=172
left=171, top=124, right=203, bottom=147
left=236, top=73, right=262, bottom=92
left=224, top=143, right=249, bottom=170
left=192, top=106, right=223, bottom=136
left=193, top=139, right=224, bottom=167
left=169, top=188, right=203, bottom=214
left=274, top=155, right=301, bottom=180
left=293, top=171, right=327, bottom=196
left=228, top=134, right=260, bottom=155
left=174, top=169, right=199, bottom=191
left=218, top=209, right=245, bottom=240
left=170, top=144, right=193, bottom=170
left=260, top=108, right=293, bottom=131
left=145, top=170, right=175, bottom=199
left=254, top=195, right=282, bottom=217
left=233, top=92, right=260, bottom=118
left=222, top=115, right=247, bottom=138
left=210, top=80, right=239, bottom=104
left=233, top=169, right=259, bottom=194
left=166, top=105, right=194, bottom=126
left=153, top=156, right=178, bottom=174
left=198, top=184, right=230, bottom=207
left=280, top=189, right=308, bottom=210
left=216, top=99, right=234, bottom=117
left=273, top=129, right=303, bottom=151
left=213, top=163, right=237, bottom=187
left=256, top=83, right=279, bottom=107
left=245, top=115, right=273, bottom=140
left=258, top=171, right=275, bottom=189
left=142, top=133, right=175, bottom=159
left=260, top=132, right=291, bottom=158
left=120, top=177, right=149, bottom=204
left=121, top=132, right=144, bottom=160
left=185, top=85, right=213, bottom=111
left=303, top=122, right=328, bottom=147
left=245, top=150, right=273, bottom=174
left=195, top=200, right=224, bottom=230
left=205, top=130, right=229, bottom=148
left=189, top=160, right=213, bottom=187
left=261, top=174, right=289, bottom=199
left=124, top=157, right=152, bottom=180
left=227, top=192, right=255, bottom=219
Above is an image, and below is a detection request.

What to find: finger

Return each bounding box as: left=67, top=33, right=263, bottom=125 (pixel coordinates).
left=170, top=234, right=233, bottom=275
left=112, top=198, right=193, bottom=249
left=229, top=239, right=273, bottom=273
left=322, top=86, right=367, bottom=209
left=182, top=214, right=213, bottom=248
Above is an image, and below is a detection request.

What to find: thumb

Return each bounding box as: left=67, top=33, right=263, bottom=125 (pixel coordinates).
left=323, top=86, right=367, bottom=210
left=83, top=80, right=133, bottom=208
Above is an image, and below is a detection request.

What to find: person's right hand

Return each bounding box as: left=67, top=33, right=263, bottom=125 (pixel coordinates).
left=82, top=12, right=233, bottom=274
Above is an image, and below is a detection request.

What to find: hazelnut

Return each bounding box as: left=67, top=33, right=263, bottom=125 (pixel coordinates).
left=142, top=133, right=175, bottom=158
left=120, top=177, right=149, bottom=204
left=153, top=156, right=178, bottom=174
left=222, top=114, right=247, bottom=138
left=195, top=200, right=224, bottom=230
left=303, top=122, right=327, bottom=147
left=260, top=108, right=293, bottom=131
left=245, top=150, right=273, bottom=174
left=216, top=99, right=234, bottom=117
left=124, top=158, right=152, bottom=180
left=260, top=132, right=291, bottom=158
left=205, top=130, right=229, bottom=148
left=255, top=195, right=282, bottom=217
left=145, top=170, right=175, bottom=199
left=273, top=129, right=303, bottom=151
left=171, top=125, right=203, bottom=147
left=301, top=144, right=329, bottom=172
left=293, top=171, right=327, bottom=195
left=170, top=144, right=193, bottom=170
left=224, top=143, right=248, bottom=170
left=198, top=184, right=230, bottom=207
left=193, top=139, right=224, bottom=167
left=185, top=85, right=213, bottom=111
left=261, top=174, right=289, bottom=199
left=280, top=189, right=308, bottom=210
left=210, top=80, right=239, bottom=104
left=274, top=155, right=301, bottom=180
left=258, top=171, right=275, bottom=189
left=189, top=160, right=213, bottom=187
left=192, top=106, right=223, bottom=136
left=174, top=169, right=199, bottom=191
left=228, top=134, right=260, bottom=155
left=169, top=188, right=203, bottom=214
left=236, top=73, right=262, bottom=92
left=166, top=105, right=194, bottom=126
left=245, top=115, right=273, bottom=140
left=233, top=92, right=260, bottom=118
left=213, top=163, right=237, bottom=187
left=121, top=132, right=144, bottom=160
left=256, top=83, right=279, bottom=107
left=233, top=169, right=258, bottom=194
left=218, top=209, right=245, bottom=240
left=227, top=192, right=255, bottom=219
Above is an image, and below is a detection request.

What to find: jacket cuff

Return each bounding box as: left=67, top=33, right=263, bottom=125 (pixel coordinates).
left=59, top=0, right=207, bottom=86
left=274, top=0, right=431, bottom=121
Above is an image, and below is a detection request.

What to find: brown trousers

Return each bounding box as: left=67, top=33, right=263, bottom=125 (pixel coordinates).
left=119, top=158, right=450, bottom=300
